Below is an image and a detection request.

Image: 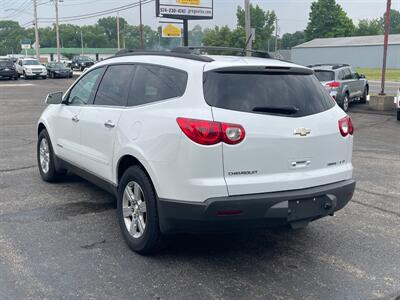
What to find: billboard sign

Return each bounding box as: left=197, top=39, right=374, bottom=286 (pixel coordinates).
left=161, top=23, right=182, bottom=38
left=156, top=0, right=213, bottom=20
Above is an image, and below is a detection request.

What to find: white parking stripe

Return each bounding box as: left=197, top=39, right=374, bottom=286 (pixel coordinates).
left=0, top=83, right=35, bottom=87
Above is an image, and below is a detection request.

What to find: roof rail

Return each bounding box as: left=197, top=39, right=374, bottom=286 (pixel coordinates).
left=172, top=46, right=272, bottom=59
left=308, top=63, right=350, bottom=69
left=111, top=49, right=214, bottom=62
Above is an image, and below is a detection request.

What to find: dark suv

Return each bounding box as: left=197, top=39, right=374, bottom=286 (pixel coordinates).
left=71, top=56, right=95, bottom=71
left=309, top=64, right=369, bottom=112
left=0, top=58, right=18, bottom=80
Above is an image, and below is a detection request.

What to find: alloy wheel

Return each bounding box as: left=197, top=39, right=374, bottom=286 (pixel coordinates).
left=122, top=181, right=147, bottom=239
left=39, top=138, right=50, bottom=174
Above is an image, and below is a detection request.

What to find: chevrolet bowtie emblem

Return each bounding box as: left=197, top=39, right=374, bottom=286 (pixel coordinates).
left=294, top=128, right=311, bottom=136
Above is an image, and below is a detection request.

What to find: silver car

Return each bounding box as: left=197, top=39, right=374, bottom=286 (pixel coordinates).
left=309, top=64, right=369, bottom=112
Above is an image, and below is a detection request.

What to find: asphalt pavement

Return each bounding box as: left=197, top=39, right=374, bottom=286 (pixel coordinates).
left=0, top=78, right=399, bottom=300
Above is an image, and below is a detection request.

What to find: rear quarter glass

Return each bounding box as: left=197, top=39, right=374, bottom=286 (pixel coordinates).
left=203, top=70, right=335, bottom=118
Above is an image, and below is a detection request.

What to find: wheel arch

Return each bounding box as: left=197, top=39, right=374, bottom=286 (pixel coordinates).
left=38, top=122, right=47, bottom=135
left=116, top=155, right=159, bottom=195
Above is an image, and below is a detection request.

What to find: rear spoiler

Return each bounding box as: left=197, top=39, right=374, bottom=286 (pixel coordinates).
left=206, top=66, right=314, bottom=75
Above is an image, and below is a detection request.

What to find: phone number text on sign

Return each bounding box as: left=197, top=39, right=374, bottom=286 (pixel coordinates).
left=159, top=6, right=212, bottom=17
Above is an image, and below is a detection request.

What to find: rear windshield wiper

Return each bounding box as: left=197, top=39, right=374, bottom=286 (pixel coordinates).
left=252, top=106, right=299, bottom=115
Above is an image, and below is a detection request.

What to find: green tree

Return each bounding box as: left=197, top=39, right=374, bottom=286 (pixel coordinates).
left=236, top=4, right=276, bottom=50
left=305, top=0, right=355, bottom=40
left=355, top=19, right=383, bottom=36
left=202, top=26, right=235, bottom=47
left=382, top=9, right=400, bottom=34
left=281, top=31, right=306, bottom=49
left=0, top=20, right=25, bottom=55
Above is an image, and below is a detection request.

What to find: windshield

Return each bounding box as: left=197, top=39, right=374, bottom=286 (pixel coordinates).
left=0, top=60, right=13, bottom=67
left=314, top=70, right=335, bottom=82
left=203, top=70, right=335, bottom=118
left=22, top=60, right=40, bottom=66
left=78, top=56, right=92, bottom=62
left=53, top=63, right=66, bottom=68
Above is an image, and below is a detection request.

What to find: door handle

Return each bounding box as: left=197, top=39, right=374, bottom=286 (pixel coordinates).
left=104, top=120, right=115, bottom=128
left=72, top=115, right=79, bottom=123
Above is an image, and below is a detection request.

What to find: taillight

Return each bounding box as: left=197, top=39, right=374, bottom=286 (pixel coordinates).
left=221, top=122, right=245, bottom=145
left=326, top=82, right=341, bottom=88
left=338, top=116, right=354, bottom=137
left=176, top=118, right=245, bottom=145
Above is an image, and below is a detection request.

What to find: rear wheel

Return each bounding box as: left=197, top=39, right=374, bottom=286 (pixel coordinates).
left=37, top=129, right=66, bottom=182
left=360, top=86, right=368, bottom=104
left=397, top=110, right=400, bottom=121
left=341, top=94, right=349, bottom=112
left=117, top=166, right=162, bottom=254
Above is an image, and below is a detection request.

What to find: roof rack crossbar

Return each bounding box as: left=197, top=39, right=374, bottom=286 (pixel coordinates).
left=111, top=49, right=214, bottom=62
left=172, top=46, right=272, bottom=58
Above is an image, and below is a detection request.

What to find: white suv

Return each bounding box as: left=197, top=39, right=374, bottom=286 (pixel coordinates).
left=16, top=57, right=47, bottom=79
left=37, top=48, right=356, bottom=253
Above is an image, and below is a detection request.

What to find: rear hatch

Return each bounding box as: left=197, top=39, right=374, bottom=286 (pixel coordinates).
left=314, top=69, right=339, bottom=92
left=203, top=66, right=353, bottom=196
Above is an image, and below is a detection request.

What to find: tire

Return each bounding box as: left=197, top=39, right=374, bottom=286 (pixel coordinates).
left=13, top=76, right=18, bottom=80
left=341, top=94, right=350, bottom=112
left=42, top=75, right=47, bottom=79
left=360, top=86, right=368, bottom=104
left=37, top=129, right=66, bottom=182
left=23, top=71, right=29, bottom=80
left=397, top=110, right=400, bottom=121
left=80, top=66, right=85, bottom=72
left=117, top=166, right=162, bottom=254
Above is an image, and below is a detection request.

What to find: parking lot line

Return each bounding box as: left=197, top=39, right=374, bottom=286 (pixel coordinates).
left=0, top=83, right=35, bottom=87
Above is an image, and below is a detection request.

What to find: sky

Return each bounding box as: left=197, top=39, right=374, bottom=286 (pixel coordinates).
left=1, top=0, right=399, bottom=35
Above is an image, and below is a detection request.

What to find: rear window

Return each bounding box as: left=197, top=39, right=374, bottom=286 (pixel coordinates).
left=314, top=70, right=335, bottom=82
left=203, top=70, right=335, bottom=118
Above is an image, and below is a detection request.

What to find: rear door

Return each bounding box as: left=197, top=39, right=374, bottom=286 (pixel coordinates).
left=204, top=67, right=353, bottom=196
left=350, top=67, right=364, bottom=97
left=79, top=64, right=136, bottom=182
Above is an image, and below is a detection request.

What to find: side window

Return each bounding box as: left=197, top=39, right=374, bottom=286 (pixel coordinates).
left=343, top=68, right=352, bottom=80
left=128, top=64, right=188, bottom=106
left=68, top=67, right=104, bottom=105
left=350, top=68, right=358, bottom=79
left=94, top=65, right=135, bottom=106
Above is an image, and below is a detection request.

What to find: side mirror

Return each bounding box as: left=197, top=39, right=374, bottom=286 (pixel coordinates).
left=46, top=91, right=63, bottom=104
left=359, top=74, right=365, bottom=79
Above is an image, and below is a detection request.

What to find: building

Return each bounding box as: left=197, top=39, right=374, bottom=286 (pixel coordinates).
left=20, top=48, right=119, bottom=63
left=292, top=34, right=400, bottom=68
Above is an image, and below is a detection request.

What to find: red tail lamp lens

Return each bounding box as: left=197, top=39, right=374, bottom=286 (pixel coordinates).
left=338, top=116, right=354, bottom=137
left=177, top=118, right=245, bottom=145
left=326, top=82, right=341, bottom=88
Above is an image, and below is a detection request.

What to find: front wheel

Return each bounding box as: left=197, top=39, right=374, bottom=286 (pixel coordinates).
left=360, top=87, right=368, bottom=104
left=37, top=130, right=65, bottom=182
left=117, top=166, right=162, bottom=254
left=397, top=110, right=400, bottom=121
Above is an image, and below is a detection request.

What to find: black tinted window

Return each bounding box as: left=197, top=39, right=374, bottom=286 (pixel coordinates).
left=68, top=67, right=104, bottom=105
left=204, top=71, right=335, bottom=118
left=314, top=70, right=335, bottom=82
left=128, top=65, right=187, bottom=106
left=94, top=65, right=135, bottom=106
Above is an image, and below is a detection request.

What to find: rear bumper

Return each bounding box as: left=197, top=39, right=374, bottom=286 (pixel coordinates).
left=0, top=70, right=17, bottom=78
left=158, top=180, right=356, bottom=234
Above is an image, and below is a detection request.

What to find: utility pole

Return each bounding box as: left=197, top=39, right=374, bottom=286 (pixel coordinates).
left=275, top=17, right=279, bottom=53
left=244, top=0, right=252, bottom=54
left=81, top=31, right=84, bottom=55
left=52, top=0, right=61, bottom=62
left=139, top=0, right=144, bottom=49
left=380, top=0, right=391, bottom=95
left=117, top=12, right=120, bottom=50
left=33, top=0, right=40, bottom=60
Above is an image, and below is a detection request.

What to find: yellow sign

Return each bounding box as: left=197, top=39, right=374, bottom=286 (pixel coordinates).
left=177, top=0, right=200, bottom=5
left=162, top=24, right=182, bottom=38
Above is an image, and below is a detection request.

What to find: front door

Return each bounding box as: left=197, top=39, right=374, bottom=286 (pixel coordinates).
left=52, top=66, right=105, bottom=166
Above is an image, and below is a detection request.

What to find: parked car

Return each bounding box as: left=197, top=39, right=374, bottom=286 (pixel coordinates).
left=0, top=57, right=18, bottom=80
left=396, top=88, right=400, bottom=121
left=46, top=62, right=73, bottom=79
left=37, top=49, right=356, bottom=254
left=70, top=56, right=95, bottom=71
left=15, top=57, right=47, bottom=79
left=309, top=64, right=369, bottom=112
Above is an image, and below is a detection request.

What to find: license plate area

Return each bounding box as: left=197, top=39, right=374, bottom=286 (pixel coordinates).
left=288, top=196, right=333, bottom=222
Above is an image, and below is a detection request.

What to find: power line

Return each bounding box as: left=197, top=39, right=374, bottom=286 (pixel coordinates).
left=38, top=0, right=154, bottom=22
